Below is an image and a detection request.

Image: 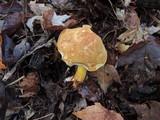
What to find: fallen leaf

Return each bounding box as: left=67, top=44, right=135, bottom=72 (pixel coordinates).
left=145, top=25, right=160, bottom=34
left=78, top=79, right=103, bottom=102
left=118, top=26, right=147, bottom=44
left=51, top=12, right=70, bottom=26
left=118, top=36, right=160, bottom=69
left=74, top=98, right=87, bottom=112
left=73, top=102, right=124, bottom=120
left=2, top=12, right=23, bottom=35
left=51, top=0, right=67, bottom=7
left=43, top=9, right=77, bottom=30
left=124, top=8, right=140, bottom=30
left=2, top=33, right=15, bottom=65
left=117, top=7, right=148, bottom=44
left=0, top=1, right=22, bottom=14
left=42, top=9, right=54, bottom=30
left=19, top=72, right=40, bottom=98
left=26, top=16, right=43, bottom=33
left=28, top=0, right=52, bottom=15
left=13, top=38, right=30, bottom=62
left=131, top=101, right=160, bottom=120
left=90, top=64, right=121, bottom=93
left=43, top=81, right=63, bottom=102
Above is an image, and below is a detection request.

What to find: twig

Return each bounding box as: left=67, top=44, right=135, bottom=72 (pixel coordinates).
left=33, top=113, right=54, bottom=120
left=2, top=39, right=54, bottom=82
left=149, top=13, right=160, bottom=24
left=6, top=76, right=25, bottom=87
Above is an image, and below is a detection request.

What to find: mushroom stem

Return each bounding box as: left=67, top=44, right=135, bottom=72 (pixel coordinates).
left=73, top=65, right=87, bottom=83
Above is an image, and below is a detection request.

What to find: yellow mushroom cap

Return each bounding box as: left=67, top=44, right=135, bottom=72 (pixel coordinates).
left=57, top=25, right=107, bottom=71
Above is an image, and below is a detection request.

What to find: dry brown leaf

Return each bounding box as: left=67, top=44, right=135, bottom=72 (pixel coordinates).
left=28, top=0, right=52, bottom=15
left=117, top=8, right=148, bottom=44
left=118, top=26, right=148, bottom=44
left=19, top=72, right=40, bottom=98
left=131, top=101, right=160, bottom=120
left=124, top=8, right=140, bottom=30
left=42, top=9, right=54, bottom=30
left=42, top=9, right=77, bottom=30
left=73, top=102, right=124, bottom=120
left=90, top=64, right=121, bottom=93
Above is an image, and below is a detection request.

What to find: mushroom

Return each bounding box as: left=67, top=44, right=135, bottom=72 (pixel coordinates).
left=57, top=25, right=107, bottom=86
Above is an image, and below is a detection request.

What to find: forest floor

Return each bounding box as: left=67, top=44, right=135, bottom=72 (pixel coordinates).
left=0, top=0, right=160, bottom=120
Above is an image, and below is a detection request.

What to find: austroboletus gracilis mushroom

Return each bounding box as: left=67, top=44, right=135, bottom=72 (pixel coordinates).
left=57, top=25, right=107, bottom=87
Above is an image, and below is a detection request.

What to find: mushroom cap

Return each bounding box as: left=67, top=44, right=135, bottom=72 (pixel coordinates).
left=57, top=25, right=107, bottom=71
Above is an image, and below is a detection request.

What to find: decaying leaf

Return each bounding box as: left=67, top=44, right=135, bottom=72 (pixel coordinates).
left=2, top=34, right=30, bottom=66
left=13, top=38, right=30, bottom=62
left=131, top=101, right=160, bottom=120
left=43, top=9, right=76, bottom=30
left=90, top=64, right=121, bottom=93
left=118, top=36, right=160, bottom=69
left=116, top=7, right=149, bottom=44
left=2, top=33, right=14, bottom=65
left=78, top=79, right=103, bottom=102
left=28, top=0, right=52, bottom=15
left=51, top=0, right=68, bottom=7
left=74, top=98, right=87, bottom=112
left=0, top=1, right=22, bottom=14
left=19, top=72, right=40, bottom=98
left=26, top=16, right=43, bottom=33
left=27, top=8, right=75, bottom=32
left=2, top=12, right=22, bottom=35
left=73, top=102, right=124, bottom=120
left=51, top=12, right=70, bottom=26
left=145, top=25, right=160, bottom=34
left=118, top=26, right=147, bottom=44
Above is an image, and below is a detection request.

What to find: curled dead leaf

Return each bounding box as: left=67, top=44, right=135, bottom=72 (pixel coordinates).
left=117, top=7, right=148, bottom=44
left=28, top=0, right=52, bottom=15
left=73, top=102, right=124, bottom=120
left=131, top=101, right=160, bottom=120
left=78, top=79, right=103, bottom=102
left=43, top=9, right=77, bottom=30
left=19, top=72, right=40, bottom=98
left=90, top=64, right=121, bottom=93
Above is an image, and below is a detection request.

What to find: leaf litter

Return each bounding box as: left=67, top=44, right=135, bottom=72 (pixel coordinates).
left=0, top=0, right=159, bottom=120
